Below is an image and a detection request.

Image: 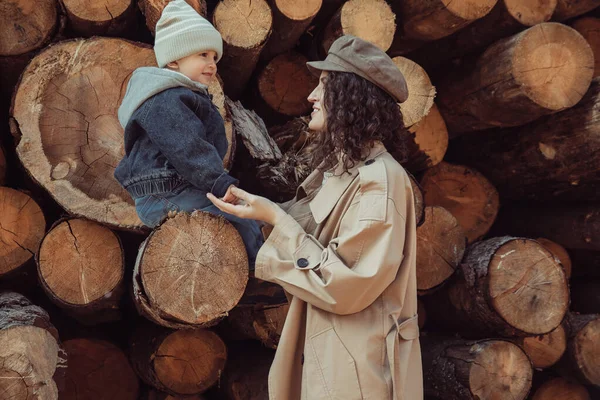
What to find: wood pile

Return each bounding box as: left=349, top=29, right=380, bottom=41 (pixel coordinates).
left=1, top=0, right=599, bottom=399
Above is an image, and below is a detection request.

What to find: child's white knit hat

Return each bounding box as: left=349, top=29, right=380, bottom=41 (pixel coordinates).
left=154, top=0, right=223, bottom=67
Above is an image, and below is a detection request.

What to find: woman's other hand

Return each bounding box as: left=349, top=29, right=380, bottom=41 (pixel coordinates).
left=208, top=186, right=286, bottom=226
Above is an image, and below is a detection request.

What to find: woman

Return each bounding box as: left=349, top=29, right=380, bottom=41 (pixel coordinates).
left=208, top=35, right=423, bottom=400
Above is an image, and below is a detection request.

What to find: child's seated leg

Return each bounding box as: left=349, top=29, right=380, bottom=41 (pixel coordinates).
left=135, top=195, right=180, bottom=228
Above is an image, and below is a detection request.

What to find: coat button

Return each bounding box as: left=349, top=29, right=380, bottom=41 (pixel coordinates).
left=365, top=159, right=375, bottom=165
left=297, top=258, right=309, bottom=268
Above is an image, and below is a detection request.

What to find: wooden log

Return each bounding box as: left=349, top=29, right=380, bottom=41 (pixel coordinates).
left=0, top=292, right=67, bottom=400
left=536, top=238, right=572, bottom=278
left=10, top=37, right=234, bottom=230
left=0, top=187, right=45, bottom=279
left=260, top=0, right=322, bottom=61
left=532, top=377, right=591, bottom=400
left=513, top=324, right=567, bottom=369
left=0, top=0, right=59, bottom=56
left=421, top=336, right=532, bottom=400
left=321, top=0, right=396, bottom=54
left=572, top=17, right=600, bottom=77
left=405, top=104, right=448, bottom=172
left=133, top=211, right=248, bottom=329
left=37, top=218, right=125, bottom=325
left=492, top=204, right=600, bottom=251
left=427, top=237, right=569, bottom=337
left=407, top=0, right=557, bottom=69
left=219, top=341, right=272, bottom=400
left=255, top=51, right=318, bottom=120
left=392, top=57, right=435, bottom=128
left=447, top=77, right=600, bottom=201
left=420, top=162, right=499, bottom=244
left=228, top=304, right=289, bottom=349
left=409, top=174, right=425, bottom=227
left=553, top=0, right=600, bottom=21
left=437, top=22, right=594, bottom=135
left=555, top=313, right=600, bottom=386
left=61, top=338, right=139, bottom=400
left=570, top=280, right=600, bottom=313
left=139, top=0, right=207, bottom=35
left=62, top=0, right=137, bottom=37
left=130, top=323, right=227, bottom=396
left=213, top=0, right=272, bottom=99
left=416, top=206, right=466, bottom=294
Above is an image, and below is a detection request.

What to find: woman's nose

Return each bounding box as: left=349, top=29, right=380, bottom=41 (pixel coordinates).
left=307, top=88, right=317, bottom=102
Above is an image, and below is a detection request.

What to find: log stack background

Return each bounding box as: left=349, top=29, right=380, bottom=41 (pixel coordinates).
left=1, top=0, right=600, bottom=399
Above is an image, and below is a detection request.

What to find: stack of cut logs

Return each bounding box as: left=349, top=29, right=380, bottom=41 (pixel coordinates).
left=0, top=0, right=599, bottom=399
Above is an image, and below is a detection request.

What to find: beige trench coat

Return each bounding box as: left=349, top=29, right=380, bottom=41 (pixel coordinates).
left=255, top=142, right=423, bottom=400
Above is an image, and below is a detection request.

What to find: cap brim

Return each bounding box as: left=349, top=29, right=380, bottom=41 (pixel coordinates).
left=306, top=60, right=349, bottom=77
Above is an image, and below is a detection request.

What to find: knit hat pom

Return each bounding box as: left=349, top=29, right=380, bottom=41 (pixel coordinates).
left=154, top=0, right=223, bottom=67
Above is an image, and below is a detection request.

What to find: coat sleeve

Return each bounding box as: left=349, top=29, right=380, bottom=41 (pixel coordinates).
left=141, top=91, right=238, bottom=197
left=255, top=178, right=407, bottom=315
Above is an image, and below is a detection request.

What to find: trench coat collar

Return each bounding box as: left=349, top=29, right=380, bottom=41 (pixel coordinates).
left=303, top=142, right=388, bottom=223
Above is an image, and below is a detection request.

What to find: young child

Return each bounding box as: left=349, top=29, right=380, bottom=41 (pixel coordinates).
left=114, top=0, right=263, bottom=267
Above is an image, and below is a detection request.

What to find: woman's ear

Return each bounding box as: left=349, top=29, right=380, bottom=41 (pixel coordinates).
left=166, top=61, right=179, bottom=70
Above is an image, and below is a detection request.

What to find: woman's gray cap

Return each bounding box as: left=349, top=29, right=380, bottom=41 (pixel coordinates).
left=307, top=35, right=409, bottom=103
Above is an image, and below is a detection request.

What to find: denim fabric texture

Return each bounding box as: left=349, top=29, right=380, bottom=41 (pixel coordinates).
left=135, top=182, right=263, bottom=269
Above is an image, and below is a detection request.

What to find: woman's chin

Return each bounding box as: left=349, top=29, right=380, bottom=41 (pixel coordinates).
left=308, top=119, right=324, bottom=131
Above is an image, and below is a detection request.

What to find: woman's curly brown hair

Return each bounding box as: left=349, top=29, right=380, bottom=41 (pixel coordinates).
left=311, top=71, right=417, bottom=173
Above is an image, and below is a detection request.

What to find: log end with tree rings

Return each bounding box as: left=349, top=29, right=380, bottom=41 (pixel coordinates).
left=564, top=314, right=600, bottom=386
left=275, top=0, right=322, bottom=22
left=420, top=162, right=499, bottom=244
left=322, top=0, right=396, bottom=53
left=392, top=57, right=435, bottom=128
left=62, top=0, right=135, bottom=37
left=512, top=22, right=594, bottom=112
left=572, top=17, right=600, bottom=78
left=532, top=377, right=591, bottom=400
left=518, top=323, right=567, bottom=368
left=139, top=0, right=207, bottom=35
left=408, top=174, right=425, bottom=226
left=257, top=52, right=318, bottom=117
left=130, top=326, right=227, bottom=396
left=61, top=339, right=139, bottom=400
left=0, top=187, right=45, bottom=278
left=504, top=0, right=557, bottom=26
left=536, top=237, right=572, bottom=278
left=407, top=104, right=448, bottom=172
left=416, top=206, right=465, bottom=294
left=134, top=211, right=249, bottom=329
left=0, top=0, right=58, bottom=56
left=37, top=218, right=125, bottom=324
left=487, top=239, right=569, bottom=335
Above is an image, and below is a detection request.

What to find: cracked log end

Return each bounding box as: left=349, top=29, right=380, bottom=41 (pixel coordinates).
left=0, top=0, right=58, bottom=56
left=62, top=0, right=137, bottom=37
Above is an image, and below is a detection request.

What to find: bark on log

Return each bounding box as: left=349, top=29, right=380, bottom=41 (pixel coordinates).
left=213, top=0, right=272, bottom=99
left=0, top=0, right=59, bottom=56
left=63, top=0, right=137, bottom=37
left=407, top=0, right=557, bottom=69
left=532, top=377, right=591, bottom=400
left=426, top=237, right=569, bottom=337
left=420, top=162, right=499, bottom=244
left=570, top=280, right=600, bottom=313
left=553, top=0, right=600, bottom=21
left=0, top=292, right=67, bottom=400
left=405, top=104, right=448, bottom=172
left=260, top=0, right=322, bottom=61
left=572, top=17, right=600, bottom=77
left=61, top=338, right=139, bottom=400
left=447, top=77, right=600, bottom=202
left=321, top=0, right=396, bottom=54
left=513, top=324, right=567, bottom=369
left=219, top=342, right=272, bottom=400
left=37, top=218, right=125, bottom=325
left=421, top=336, right=532, bottom=400
left=536, top=238, right=572, bottom=279
left=436, top=22, right=594, bottom=134
left=392, top=57, right=435, bottom=128
left=10, top=37, right=234, bottom=230
left=0, top=187, right=45, bottom=279
left=492, top=204, right=600, bottom=251
left=133, top=211, right=248, bottom=329
left=130, top=323, right=227, bottom=396
left=139, top=0, right=207, bottom=35
left=416, top=206, right=466, bottom=294
left=555, top=313, right=600, bottom=386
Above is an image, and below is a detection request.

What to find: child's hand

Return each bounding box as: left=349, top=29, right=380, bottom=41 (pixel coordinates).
left=222, top=185, right=242, bottom=204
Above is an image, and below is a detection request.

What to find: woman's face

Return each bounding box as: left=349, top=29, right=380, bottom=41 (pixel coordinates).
left=307, top=71, right=327, bottom=131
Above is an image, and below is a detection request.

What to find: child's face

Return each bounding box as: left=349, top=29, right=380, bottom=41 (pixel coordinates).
left=168, top=50, right=218, bottom=85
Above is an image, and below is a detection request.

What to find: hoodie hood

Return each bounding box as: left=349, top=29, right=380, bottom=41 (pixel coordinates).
left=118, top=67, right=209, bottom=128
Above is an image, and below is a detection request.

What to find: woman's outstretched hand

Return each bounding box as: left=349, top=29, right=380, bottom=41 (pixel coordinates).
left=207, top=186, right=286, bottom=226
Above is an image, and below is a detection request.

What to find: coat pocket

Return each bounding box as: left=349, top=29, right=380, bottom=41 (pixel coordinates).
left=307, top=327, right=363, bottom=400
